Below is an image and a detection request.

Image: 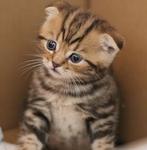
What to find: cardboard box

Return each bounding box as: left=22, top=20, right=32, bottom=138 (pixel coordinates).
left=0, top=0, right=147, bottom=147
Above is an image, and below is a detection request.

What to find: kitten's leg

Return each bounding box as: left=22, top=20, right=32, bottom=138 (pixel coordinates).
left=18, top=99, right=51, bottom=150
left=86, top=109, right=117, bottom=150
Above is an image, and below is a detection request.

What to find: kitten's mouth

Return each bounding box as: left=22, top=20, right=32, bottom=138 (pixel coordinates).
left=51, top=68, right=60, bottom=74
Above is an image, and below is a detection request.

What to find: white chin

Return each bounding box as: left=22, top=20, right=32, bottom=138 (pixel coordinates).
left=49, top=68, right=61, bottom=77
left=49, top=68, right=74, bottom=80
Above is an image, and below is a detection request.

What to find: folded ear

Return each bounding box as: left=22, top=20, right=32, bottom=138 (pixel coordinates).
left=99, top=33, right=120, bottom=53
left=45, top=1, right=72, bottom=17
left=45, top=7, right=59, bottom=17
left=111, top=32, right=125, bottom=50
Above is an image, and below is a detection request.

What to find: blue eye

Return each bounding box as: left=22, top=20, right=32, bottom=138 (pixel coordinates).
left=69, top=53, right=82, bottom=63
left=47, top=40, right=56, bottom=51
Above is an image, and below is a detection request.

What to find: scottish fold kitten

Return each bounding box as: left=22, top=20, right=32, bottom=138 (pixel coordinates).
left=18, top=1, right=124, bottom=150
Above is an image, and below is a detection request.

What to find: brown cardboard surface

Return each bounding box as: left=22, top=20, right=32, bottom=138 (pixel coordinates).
left=4, top=128, right=19, bottom=144
left=0, top=0, right=147, bottom=144
left=91, top=0, right=147, bottom=142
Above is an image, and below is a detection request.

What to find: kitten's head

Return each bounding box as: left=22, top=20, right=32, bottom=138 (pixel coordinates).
left=38, top=1, right=124, bottom=81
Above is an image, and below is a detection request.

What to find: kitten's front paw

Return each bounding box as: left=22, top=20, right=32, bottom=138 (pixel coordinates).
left=92, top=145, right=114, bottom=150
left=17, top=144, right=37, bottom=150
left=93, top=148, right=114, bottom=150
left=92, top=140, right=114, bottom=150
left=18, top=133, right=43, bottom=150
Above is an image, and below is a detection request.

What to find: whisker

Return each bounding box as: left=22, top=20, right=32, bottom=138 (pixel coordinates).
left=18, top=61, right=42, bottom=68
left=75, top=75, right=85, bottom=84
left=17, top=52, right=44, bottom=80
left=66, top=72, right=81, bottom=96
left=20, top=64, right=42, bottom=77
left=21, top=58, right=42, bottom=63
left=20, top=67, right=41, bottom=81
left=24, top=54, right=42, bottom=58
left=17, top=56, right=42, bottom=64
left=20, top=63, right=42, bottom=72
left=18, top=62, right=42, bottom=70
left=18, top=60, right=42, bottom=65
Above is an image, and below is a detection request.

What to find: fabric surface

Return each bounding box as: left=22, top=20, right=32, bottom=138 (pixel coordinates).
left=0, top=142, right=17, bottom=150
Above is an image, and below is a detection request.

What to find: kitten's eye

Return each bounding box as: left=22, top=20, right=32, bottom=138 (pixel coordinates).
left=47, top=40, right=56, bottom=51
left=69, top=53, right=82, bottom=63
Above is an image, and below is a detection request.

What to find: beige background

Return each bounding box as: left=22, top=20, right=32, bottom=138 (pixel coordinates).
left=0, top=0, right=147, bottom=143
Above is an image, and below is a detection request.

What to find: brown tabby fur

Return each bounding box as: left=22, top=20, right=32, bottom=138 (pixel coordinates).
left=18, top=1, right=124, bottom=150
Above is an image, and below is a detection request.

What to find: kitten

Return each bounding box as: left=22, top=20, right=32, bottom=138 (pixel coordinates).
left=18, top=1, right=124, bottom=150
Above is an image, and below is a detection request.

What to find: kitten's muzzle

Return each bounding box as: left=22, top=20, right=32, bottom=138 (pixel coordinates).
left=51, top=61, right=61, bottom=74
left=52, top=61, right=60, bottom=69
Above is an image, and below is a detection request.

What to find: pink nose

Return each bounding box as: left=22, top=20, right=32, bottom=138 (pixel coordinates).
left=52, top=61, right=60, bottom=68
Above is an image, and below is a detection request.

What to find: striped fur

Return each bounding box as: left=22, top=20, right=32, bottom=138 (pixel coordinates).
left=18, top=1, right=124, bottom=150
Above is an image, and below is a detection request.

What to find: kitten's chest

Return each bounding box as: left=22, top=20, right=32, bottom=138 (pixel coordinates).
left=50, top=102, right=86, bottom=138
left=48, top=100, right=90, bottom=150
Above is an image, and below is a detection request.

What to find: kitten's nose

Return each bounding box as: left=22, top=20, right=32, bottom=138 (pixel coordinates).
left=52, top=61, right=60, bottom=68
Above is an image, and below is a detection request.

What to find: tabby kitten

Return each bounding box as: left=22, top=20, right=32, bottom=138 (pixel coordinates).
left=18, top=1, right=124, bottom=150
